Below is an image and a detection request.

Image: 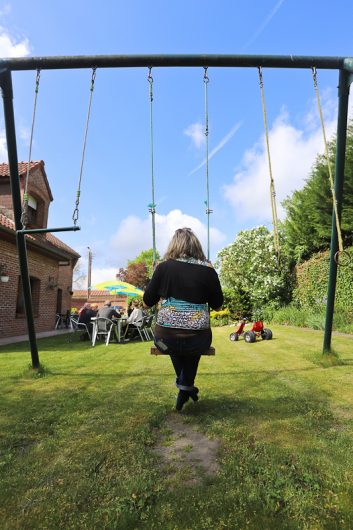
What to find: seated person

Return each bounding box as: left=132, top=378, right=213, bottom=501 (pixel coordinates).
left=127, top=301, right=133, bottom=317
left=96, top=301, right=122, bottom=342
left=126, top=300, right=144, bottom=325
left=91, top=303, right=99, bottom=316
left=78, top=302, right=95, bottom=339
left=97, top=300, right=121, bottom=320
left=123, top=300, right=144, bottom=339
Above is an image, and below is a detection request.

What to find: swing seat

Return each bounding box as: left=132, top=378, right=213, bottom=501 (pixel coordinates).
left=150, top=346, right=215, bottom=356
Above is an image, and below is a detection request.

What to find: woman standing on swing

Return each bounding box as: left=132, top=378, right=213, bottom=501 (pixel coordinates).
left=143, top=227, right=223, bottom=411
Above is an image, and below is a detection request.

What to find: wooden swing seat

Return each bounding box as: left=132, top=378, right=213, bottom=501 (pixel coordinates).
left=150, top=346, right=215, bottom=356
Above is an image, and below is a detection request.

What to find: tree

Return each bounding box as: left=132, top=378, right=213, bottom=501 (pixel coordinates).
left=283, top=122, right=353, bottom=261
left=128, top=248, right=160, bottom=278
left=124, top=262, right=149, bottom=290
left=216, top=226, right=293, bottom=311
left=116, top=267, right=127, bottom=282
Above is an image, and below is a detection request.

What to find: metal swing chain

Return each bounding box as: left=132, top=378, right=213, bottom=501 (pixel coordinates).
left=258, top=66, right=281, bottom=260
left=21, top=69, right=41, bottom=229
left=312, top=67, right=349, bottom=266
left=72, top=67, right=97, bottom=225
left=204, top=67, right=212, bottom=261
left=148, top=67, right=157, bottom=270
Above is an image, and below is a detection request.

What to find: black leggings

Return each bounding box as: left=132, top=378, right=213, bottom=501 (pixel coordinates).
left=154, top=331, right=211, bottom=391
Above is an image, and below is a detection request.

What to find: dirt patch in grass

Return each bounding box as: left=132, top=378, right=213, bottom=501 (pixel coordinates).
left=152, top=414, right=220, bottom=486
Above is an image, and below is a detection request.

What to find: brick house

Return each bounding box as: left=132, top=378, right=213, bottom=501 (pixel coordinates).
left=0, top=160, right=80, bottom=339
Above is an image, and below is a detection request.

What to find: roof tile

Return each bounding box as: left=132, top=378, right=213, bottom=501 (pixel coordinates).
left=0, top=161, right=44, bottom=177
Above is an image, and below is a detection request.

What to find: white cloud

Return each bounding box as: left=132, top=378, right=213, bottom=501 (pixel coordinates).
left=0, top=27, right=30, bottom=57
left=108, top=209, right=226, bottom=267
left=223, top=102, right=337, bottom=226
left=91, top=267, right=119, bottom=286
left=0, top=27, right=30, bottom=161
left=184, top=122, right=204, bottom=149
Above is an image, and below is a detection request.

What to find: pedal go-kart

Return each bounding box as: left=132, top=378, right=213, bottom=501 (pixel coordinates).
left=229, top=318, right=273, bottom=343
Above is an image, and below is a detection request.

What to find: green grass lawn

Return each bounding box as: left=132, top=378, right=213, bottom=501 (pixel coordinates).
left=1, top=326, right=353, bottom=530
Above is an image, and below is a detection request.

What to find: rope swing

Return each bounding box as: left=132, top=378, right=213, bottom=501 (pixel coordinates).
left=204, top=67, right=212, bottom=261
left=18, top=68, right=97, bottom=235
left=72, top=67, right=97, bottom=227
left=312, top=67, right=350, bottom=266
left=258, top=66, right=281, bottom=262
left=147, top=67, right=157, bottom=271
left=21, top=69, right=41, bottom=229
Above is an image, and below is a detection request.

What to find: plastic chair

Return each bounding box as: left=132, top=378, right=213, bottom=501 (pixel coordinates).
left=144, top=315, right=155, bottom=340
left=70, top=316, right=91, bottom=341
left=124, top=316, right=148, bottom=342
left=92, top=317, right=115, bottom=346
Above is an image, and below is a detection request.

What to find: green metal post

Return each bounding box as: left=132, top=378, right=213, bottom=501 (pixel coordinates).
left=0, top=69, right=40, bottom=368
left=323, top=68, right=352, bottom=353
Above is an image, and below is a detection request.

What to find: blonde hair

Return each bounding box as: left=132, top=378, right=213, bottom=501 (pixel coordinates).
left=164, top=227, right=206, bottom=261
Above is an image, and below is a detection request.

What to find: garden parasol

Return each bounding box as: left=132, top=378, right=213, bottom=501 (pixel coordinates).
left=93, top=280, right=143, bottom=297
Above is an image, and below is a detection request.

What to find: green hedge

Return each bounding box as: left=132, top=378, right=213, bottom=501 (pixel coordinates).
left=293, top=247, right=353, bottom=309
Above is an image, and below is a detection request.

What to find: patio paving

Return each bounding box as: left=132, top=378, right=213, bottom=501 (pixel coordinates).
left=0, top=328, right=72, bottom=347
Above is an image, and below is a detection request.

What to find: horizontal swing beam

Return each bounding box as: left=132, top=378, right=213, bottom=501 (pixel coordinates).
left=1, top=54, right=353, bottom=72
left=17, top=226, right=81, bottom=235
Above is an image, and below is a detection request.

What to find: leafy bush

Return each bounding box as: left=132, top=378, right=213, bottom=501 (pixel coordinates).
left=210, top=308, right=230, bottom=327
left=266, top=304, right=311, bottom=327
left=265, top=302, right=353, bottom=334
left=221, top=287, right=252, bottom=320
left=216, top=226, right=294, bottom=310
left=293, top=247, right=353, bottom=309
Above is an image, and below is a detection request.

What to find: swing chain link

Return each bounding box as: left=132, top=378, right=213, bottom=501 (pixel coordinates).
left=312, top=66, right=318, bottom=89
left=203, top=66, right=209, bottom=84
left=90, top=67, right=96, bottom=91
left=72, top=191, right=80, bottom=225
left=35, top=68, right=41, bottom=93
left=148, top=67, right=153, bottom=102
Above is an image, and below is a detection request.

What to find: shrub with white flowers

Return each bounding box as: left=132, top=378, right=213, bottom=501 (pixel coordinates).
left=216, top=226, right=293, bottom=311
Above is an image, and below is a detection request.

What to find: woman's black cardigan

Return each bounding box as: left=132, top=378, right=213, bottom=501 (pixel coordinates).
left=143, top=259, right=224, bottom=310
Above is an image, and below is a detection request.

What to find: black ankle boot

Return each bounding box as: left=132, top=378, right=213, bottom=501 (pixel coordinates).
left=176, top=390, right=190, bottom=411
left=189, top=386, right=199, bottom=402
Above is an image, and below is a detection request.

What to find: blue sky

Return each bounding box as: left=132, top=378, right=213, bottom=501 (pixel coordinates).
left=1, top=0, right=353, bottom=286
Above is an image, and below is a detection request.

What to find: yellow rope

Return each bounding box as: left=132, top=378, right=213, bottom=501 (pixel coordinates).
left=258, top=67, right=281, bottom=258
left=312, top=66, right=344, bottom=256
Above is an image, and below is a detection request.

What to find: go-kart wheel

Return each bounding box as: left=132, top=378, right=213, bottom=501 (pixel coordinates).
left=261, top=328, right=273, bottom=340
left=229, top=332, right=239, bottom=341
left=244, top=330, right=256, bottom=343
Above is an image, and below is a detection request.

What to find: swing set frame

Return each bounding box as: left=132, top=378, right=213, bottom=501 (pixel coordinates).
left=0, top=54, right=352, bottom=368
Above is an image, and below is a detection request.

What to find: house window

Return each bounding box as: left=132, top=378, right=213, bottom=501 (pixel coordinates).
left=27, top=195, right=38, bottom=226
left=16, top=276, right=41, bottom=316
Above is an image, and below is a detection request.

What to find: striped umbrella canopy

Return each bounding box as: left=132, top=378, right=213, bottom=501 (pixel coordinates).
left=93, top=280, right=143, bottom=297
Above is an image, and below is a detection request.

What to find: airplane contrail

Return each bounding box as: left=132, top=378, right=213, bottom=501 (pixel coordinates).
left=188, top=121, right=243, bottom=176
